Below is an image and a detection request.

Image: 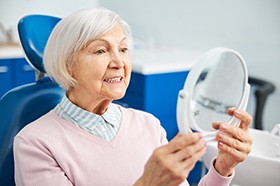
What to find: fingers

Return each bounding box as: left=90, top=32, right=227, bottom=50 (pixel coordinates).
left=158, top=133, right=206, bottom=168
left=212, top=122, right=221, bottom=130
left=145, top=133, right=207, bottom=185
left=174, top=138, right=207, bottom=162
left=167, top=133, right=207, bottom=178
left=181, top=143, right=207, bottom=170
left=217, top=140, right=249, bottom=162
left=219, top=123, right=252, bottom=143
left=213, top=109, right=252, bottom=131
left=217, top=127, right=252, bottom=153
left=214, top=122, right=252, bottom=176
left=163, top=133, right=207, bottom=167
left=227, top=107, right=235, bottom=115
left=165, top=133, right=203, bottom=153
left=233, top=110, right=252, bottom=130
left=213, top=109, right=253, bottom=176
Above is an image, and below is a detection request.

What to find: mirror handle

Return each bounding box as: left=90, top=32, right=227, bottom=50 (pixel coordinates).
left=227, top=83, right=251, bottom=127
left=239, top=83, right=251, bottom=112
left=177, top=90, right=192, bottom=135
left=202, top=132, right=217, bottom=142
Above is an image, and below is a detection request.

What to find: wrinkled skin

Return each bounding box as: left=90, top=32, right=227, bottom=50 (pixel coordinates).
left=134, top=108, right=252, bottom=186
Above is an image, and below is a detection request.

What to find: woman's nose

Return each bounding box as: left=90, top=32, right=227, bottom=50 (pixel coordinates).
left=109, top=50, right=124, bottom=68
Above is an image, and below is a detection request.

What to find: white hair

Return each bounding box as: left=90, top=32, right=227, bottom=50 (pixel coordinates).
left=43, top=8, right=133, bottom=90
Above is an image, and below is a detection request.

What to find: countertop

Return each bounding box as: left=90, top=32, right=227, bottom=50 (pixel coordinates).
left=0, top=45, right=25, bottom=59
left=132, top=47, right=201, bottom=74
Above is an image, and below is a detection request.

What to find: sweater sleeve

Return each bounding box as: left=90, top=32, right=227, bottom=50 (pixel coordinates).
left=198, top=158, right=234, bottom=186
left=14, top=136, right=73, bottom=186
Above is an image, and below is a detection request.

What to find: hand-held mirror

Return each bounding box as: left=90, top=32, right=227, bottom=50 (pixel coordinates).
left=176, top=47, right=250, bottom=141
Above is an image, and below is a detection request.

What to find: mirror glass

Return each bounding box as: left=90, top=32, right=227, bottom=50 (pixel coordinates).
left=191, top=51, right=245, bottom=132
left=177, top=47, right=250, bottom=139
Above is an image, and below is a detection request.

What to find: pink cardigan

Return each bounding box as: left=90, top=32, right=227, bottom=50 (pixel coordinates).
left=14, top=106, right=233, bottom=186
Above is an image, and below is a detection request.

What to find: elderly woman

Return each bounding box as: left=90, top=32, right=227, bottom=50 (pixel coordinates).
left=14, top=8, right=252, bottom=186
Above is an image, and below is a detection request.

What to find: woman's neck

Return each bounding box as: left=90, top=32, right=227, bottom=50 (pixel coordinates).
left=66, top=91, right=111, bottom=115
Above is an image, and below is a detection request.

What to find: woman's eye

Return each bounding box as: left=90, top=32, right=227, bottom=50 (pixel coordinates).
left=95, top=49, right=106, bottom=55
left=120, top=47, right=128, bottom=53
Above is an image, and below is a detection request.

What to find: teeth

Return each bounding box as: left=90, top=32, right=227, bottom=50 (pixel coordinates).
left=104, top=77, right=122, bottom=83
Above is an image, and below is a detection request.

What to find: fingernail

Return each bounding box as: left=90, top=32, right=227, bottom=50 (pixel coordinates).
left=198, top=133, right=203, bottom=138
left=221, top=124, right=227, bottom=130
left=235, top=110, right=242, bottom=116
left=218, top=141, right=224, bottom=147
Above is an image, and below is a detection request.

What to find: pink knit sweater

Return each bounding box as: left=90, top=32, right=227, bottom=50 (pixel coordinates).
left=14, top=106, right=233, bottom=186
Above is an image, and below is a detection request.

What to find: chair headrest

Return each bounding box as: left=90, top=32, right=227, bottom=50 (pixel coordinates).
left=18, top=15, right=61, bottom=73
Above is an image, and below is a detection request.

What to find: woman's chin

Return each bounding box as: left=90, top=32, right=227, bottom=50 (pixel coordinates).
left=103, top=83, right=127, bottom=101
left=108, top=90, right=126, bottom=100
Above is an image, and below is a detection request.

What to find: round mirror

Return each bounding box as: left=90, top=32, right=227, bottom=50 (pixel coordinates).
left=177, top=47, right=250, bottom=141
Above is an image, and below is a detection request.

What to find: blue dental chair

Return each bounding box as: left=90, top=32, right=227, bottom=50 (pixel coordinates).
left=0, top=15, right=64, bottom=186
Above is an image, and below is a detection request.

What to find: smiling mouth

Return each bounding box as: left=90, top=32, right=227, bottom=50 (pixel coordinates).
left=104, top=77, right=123, bottom=83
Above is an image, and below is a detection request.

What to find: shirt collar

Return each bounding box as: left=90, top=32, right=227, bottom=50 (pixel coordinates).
left=59, top=96, right=121, bottom=128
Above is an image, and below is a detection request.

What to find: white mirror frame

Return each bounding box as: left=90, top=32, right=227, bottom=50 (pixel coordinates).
left=177, top=47, right=250, bottom=141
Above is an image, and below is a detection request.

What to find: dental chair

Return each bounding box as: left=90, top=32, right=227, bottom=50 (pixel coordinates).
left=248, top=77, right=275, bottom=130
left=0, top=15, right=64, bottom=186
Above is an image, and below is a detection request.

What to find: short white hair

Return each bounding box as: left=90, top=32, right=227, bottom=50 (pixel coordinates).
left=43, top=8, right=133, bottom=90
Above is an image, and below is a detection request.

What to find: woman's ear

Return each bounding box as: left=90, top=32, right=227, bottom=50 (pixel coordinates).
left=68, top=65, right=74, bottom=77
left=67, top=56, right=77, bottom=78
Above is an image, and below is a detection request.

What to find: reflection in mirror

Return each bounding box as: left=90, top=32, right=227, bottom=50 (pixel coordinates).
left=191, top=52, right=245, bottom=132
left=177, top=47, right=250, bottom=140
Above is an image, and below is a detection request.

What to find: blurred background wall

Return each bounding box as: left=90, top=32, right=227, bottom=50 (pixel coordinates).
left=99, top=0, right=280, bottom=131
left=0, top=0, right=97, bottom=43
left=1, top=0, right=279, bottom=131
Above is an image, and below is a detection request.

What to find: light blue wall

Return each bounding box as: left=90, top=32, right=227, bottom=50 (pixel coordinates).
left=1, top=0, right=279, bottom=130
left=99, top=0, right=280, bottom=131
left=0, top=0, right=98, bottom=43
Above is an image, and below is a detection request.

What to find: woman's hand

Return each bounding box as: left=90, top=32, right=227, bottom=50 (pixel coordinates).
left=135, top=133, right=207, bottom=186
left=213, top=108, right=253, bottom=176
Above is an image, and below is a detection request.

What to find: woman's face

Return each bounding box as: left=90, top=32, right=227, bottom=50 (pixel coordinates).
left=69, top=23, right=132, bottom=107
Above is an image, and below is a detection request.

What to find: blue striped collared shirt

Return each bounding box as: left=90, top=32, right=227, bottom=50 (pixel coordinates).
left=54, top=96, right=122, bottom=141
